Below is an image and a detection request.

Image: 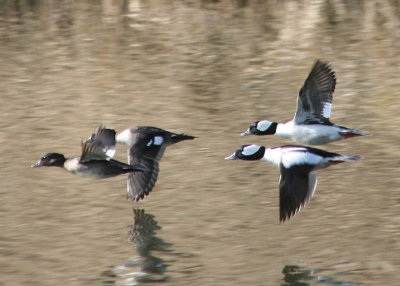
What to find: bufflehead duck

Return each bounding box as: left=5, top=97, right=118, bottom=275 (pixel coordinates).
left=116, top=126, right=196, bottom=201
left=32, top=130, right=144, bottom=179
left=225, top=144, right=361, bottom=222
left=241, top=60, right=369, bottom=145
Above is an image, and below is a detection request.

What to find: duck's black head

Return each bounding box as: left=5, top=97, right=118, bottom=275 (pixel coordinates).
left=225, top=144, right=266, bottom=161
left=31, top=153, right=66, bottom=168
left=241, top=120, right=277, bottom=136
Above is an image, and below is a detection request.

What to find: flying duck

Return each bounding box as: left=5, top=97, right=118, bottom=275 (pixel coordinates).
left=115, top=126, right=196, bottom=201
left=241, top=60, right=369, bottom=145
left=31, top=127, right=144, bottom=179
left=225, top=144, right=361, bottom=222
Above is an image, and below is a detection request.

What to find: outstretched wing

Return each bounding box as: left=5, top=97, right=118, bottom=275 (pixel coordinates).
left=279, top=163, right=317, bottom=222
left=294, top=60, right=336, bottom=124
left=85, top=125, right=116, bottom=158
left=79, top=142, right=109, bottom=162
left=126, top=130, right=169, bottom=201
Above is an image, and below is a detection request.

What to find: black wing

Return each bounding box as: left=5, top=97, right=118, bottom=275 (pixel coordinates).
left=86, top=125, right=116, bottom=158
left=126, top=130, right=169, bottom=201
left=294, top=60, right=336, bottom=124
left=80, top=142, right=109, bottom=162
left=279, top=163, right=317, bottom=222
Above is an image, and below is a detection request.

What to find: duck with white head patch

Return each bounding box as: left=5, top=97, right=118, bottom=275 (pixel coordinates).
left=226, top=144, right=361, bottom=222
left=241, top=60, right=369, bottom=145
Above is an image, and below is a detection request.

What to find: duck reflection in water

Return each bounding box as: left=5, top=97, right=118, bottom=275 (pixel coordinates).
left=129, top=208, right=171, bottom=274
left=281, top=264, right=357, bottom=286
left=111, top=209, right=171, bottom=285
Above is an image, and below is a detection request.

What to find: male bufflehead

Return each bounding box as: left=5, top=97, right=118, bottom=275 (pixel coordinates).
left=115, top=126, right=196, bottom=201
left=32, top=128, right=144, bottom=179
left=241, top=60, right=369, bottom=145
left=225, top=144, right=361, bottom=222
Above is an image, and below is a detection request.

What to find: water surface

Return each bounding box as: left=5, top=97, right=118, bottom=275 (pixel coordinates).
left=0, top=1, right=399, bottom=285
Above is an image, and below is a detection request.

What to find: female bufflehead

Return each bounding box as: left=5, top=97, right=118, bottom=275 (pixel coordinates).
left=32, top=129, right=144, bottom=179
left=115, top=126, right=196, bottom=201
left=225, top=144, right=360, bottom=222
left=241, top=60, right=369, bottom=145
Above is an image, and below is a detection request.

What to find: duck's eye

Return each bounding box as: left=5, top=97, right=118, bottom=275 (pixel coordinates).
left=250, top=123, right=258, bottom=130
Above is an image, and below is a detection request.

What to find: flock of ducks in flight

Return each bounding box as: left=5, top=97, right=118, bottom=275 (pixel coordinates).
left=32, top=60, right=369, bottom=222
left=32, top=126, right=195, bottom=202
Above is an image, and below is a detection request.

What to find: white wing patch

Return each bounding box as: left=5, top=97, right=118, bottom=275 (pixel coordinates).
left=105, top=148, right=116, bottom=159
left=281, top=149, right=321, bottom=168
left=322, top=103, right=332, bottom=119
left=257, top=120, right=272, bottom=131
left=242, top=145, right=260, bottom=156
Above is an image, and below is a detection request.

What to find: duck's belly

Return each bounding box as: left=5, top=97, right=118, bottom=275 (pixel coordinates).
left=280, top=124, right=342, bottom=145
left=64, top=159, right=118, bottom=179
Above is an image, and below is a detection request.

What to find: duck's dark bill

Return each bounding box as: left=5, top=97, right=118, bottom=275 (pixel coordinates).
left=225, top=154, right=237, bottom=160
left=31, top=161, right=43, bottom=168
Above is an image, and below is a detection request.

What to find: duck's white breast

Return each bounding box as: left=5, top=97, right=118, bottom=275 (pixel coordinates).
left=264, top=148, right=283, bottom=165
left=63, top=158, right=81, bottom=174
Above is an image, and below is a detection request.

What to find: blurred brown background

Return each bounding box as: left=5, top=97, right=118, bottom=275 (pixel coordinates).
left=0, top=0, right=399, bottom=285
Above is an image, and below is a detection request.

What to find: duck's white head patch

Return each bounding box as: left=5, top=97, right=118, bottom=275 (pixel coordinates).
left=257, top=120, right=273, bottom=131
left=242, top=144, right=261, bottom=156
left=153, top=136, right=164, bottom=145
left=147, top=136, right=164, bottom=147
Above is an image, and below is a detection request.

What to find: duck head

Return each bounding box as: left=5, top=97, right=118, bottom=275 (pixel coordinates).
left=32, top=153, right=66, bottom=168
left=241, top=120, right=277, bottom=136
left=225, top=144, right=266, bottom=161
